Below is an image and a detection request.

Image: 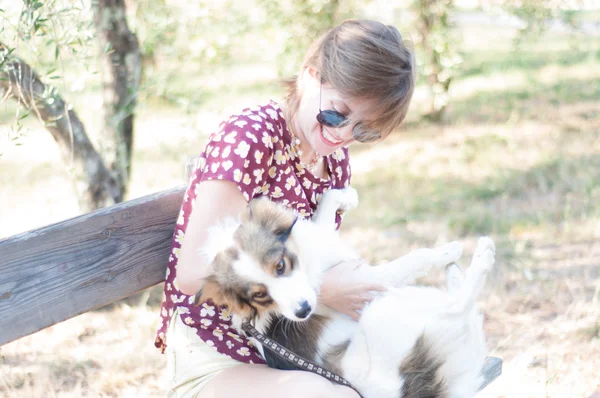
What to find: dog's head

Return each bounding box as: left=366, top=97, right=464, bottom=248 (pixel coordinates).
left=195, top=198, right=317, bottom=322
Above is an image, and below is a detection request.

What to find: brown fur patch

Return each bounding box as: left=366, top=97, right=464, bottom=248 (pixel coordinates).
left=399, top=334, right=448, bottom=398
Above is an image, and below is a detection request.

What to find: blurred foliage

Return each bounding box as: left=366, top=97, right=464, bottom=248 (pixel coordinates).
left=412, top=0, right=462, bottom=122
left=258, top=0, right=355, bottom=77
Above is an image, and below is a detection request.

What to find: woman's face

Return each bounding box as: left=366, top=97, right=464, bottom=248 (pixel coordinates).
left=293, top=68, right=379, bottom=157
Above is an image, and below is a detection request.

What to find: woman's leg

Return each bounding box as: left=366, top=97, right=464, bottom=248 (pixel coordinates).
left=198, top=363, right=360, bottom=398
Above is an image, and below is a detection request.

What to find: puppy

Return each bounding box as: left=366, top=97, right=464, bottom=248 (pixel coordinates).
left=196, top=188, right=494, bottom=398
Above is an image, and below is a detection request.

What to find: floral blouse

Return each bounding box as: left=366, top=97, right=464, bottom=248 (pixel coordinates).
left=155, top=101, right=351, bottom=363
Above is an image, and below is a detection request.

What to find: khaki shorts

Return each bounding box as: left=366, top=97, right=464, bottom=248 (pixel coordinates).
left=166, top=309, right=242, bottom=397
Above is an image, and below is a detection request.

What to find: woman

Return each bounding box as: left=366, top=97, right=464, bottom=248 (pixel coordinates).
left=155, top=19, right=416, bottom=398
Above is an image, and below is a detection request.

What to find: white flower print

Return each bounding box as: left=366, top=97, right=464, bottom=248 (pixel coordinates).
left=174, top=229, right=185, bottom=245
left=224, top=131, right=237, bottom=144
left=184, top=316, right=194, bottom=325
left=269, top=166, right=277, bottom=178
left=206, top=340, right=215, bottom=347
left=260, top=183, right=270, bottom=195
left=211, top=132, right=222, bottom=142
left=226, top=340, right=235, bottom=349
left=253, top=169, right=264, bottom=184
left=294, top=185, right=302, bottom=196
left=222, top=146, right=232, bottom=158
left=248, top=114, right=263, bottom=122
left=234, top=120, right=248, bottom=128
left=177, top=209, right=185, bottom=225
left=266, top=108, right=277, bottom=119
left=166, top=283, right=172, bottom=292
left=234, top=141, right=250, bottom=158
left=271, top=186, right=284, bottom=198
left=233, top=169, right=243, bottom=182
left=336, top=166, right=343, bottom=179
left=200, top=303, right=216, bottom=317
left=213, top=327, right=224, bottom=341
left=274, top=150, right=285, bottom=165
left=246, top=132, right=258, bottom=143
left=211, top=146, right=220, bottom=158
left=298, top=208, right=309, bottom=218
left=243, top=192, right=250, bottom=201
left=244, top=159, right=250, bottom=168
left=200, top=318, right=213, bottom=329
left=172, top=247, right=181, bottom=259
left=237, top=347, right=251, bottom=356
left=262, top=132, right=273, bottom=148
left=265, top=122, right=274, bottom=132
left=285, top=176, right=296, bottom=190
left=242, top=173, right=251, bottom=185
left=302, top=178, right=312, bottom=190
left=254, top=150, right=264, bottom=164
left=333, top=149, right=346, bottom=161
left=222, top=160, right=233, bottom=171
left=252, top=123, right=261, bottom=131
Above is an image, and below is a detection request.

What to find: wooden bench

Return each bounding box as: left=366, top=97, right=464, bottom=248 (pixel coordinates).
left=0, top=186, right=502, bottom=390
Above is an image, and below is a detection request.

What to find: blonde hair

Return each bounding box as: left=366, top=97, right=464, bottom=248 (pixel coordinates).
left=285, top=19, right=416, bottom=139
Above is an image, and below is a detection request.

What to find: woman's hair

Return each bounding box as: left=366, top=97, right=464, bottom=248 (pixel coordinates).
left=285, top=19, right=416, bottom=140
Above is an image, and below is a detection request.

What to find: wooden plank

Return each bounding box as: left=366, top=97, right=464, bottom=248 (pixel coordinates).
left=0, top=186, right=185, bottom=346
left=479, top=356, right=503, bottom=391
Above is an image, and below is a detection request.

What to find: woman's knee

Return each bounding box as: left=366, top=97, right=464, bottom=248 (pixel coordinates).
left=284, top=372, right=360, bottom=398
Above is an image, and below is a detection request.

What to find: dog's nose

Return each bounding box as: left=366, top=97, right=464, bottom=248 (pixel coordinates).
left=295, top=301, right=312, bottom=319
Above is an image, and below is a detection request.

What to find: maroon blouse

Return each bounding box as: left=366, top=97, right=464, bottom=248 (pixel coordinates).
left=155, top=101, right=351, bottom=363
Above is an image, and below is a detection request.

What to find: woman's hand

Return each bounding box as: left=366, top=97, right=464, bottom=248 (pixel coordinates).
left=319, top=260, right=387, bottom=321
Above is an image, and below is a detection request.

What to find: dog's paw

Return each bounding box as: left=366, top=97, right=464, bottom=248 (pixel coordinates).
left=337, top=187, right=359, bottom=212
left=431, top=241, right=463, bottom=268
left=471, top=236, right=495, bottom=272
left=320, top=186, right=359, bottom=213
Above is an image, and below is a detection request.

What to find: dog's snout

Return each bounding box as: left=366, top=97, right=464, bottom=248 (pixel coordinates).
left=295, top=301, right=312, bottom=319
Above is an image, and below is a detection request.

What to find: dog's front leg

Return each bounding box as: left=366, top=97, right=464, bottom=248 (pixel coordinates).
left=358, top=242, right=464, bottom=287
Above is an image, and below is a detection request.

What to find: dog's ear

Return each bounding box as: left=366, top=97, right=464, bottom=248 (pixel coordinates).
left=193, top=275, right=257, bottom=321
left=193, top=275, right=228, bottom=307
left=247, top=197, right=297, bottom=242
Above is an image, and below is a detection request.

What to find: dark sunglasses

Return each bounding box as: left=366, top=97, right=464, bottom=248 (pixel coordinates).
left=316, top=80, right=381, bottom=143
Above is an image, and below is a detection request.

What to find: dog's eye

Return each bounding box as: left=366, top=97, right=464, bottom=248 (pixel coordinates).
left=253, top=291, right=267, bottom=299
left=275, top=258, right=286, bottom=275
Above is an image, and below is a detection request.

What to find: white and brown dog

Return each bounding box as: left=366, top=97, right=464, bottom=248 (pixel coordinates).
left=195, top=188, right=495, bottom=398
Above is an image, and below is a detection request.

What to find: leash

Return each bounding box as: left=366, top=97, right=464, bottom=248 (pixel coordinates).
left=241, top=321, right=364, bottom=397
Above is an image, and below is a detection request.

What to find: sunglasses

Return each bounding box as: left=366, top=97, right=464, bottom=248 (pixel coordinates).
left=316, top=80, right=381, bottom=144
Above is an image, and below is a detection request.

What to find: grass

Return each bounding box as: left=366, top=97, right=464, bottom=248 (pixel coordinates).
left=2, top=11, right=600, bottom=398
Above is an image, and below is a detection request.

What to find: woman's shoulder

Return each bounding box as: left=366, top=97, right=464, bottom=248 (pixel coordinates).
left=219, top=100, right=285, bottom=134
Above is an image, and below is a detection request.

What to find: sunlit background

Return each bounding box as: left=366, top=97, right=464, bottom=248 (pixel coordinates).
left=1, top=0, right=599, bottom=397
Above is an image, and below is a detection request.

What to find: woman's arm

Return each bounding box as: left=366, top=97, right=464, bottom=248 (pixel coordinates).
left=176, top=180, right=248, bottom=296
left=319, top=260, right=387, bottom=321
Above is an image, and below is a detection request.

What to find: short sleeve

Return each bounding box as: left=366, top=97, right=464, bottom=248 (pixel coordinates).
left=199, top=112, right=274, bottom=202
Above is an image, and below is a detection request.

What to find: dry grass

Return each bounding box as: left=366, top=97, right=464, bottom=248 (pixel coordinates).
left=1, top=18, right=600, bottom=398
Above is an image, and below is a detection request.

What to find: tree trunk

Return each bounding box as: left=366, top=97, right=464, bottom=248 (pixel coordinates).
left=0, top=44, right=123, bottom=211
left=92, top=0, right=142, bottom=198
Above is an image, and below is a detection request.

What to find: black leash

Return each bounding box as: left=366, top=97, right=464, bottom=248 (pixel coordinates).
left=241, top=321, right=364, bottom=397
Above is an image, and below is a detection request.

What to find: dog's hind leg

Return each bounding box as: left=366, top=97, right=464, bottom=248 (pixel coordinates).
left=448, top=237, right=495, bottom=312
left=362, top=241, right=463, bottom=287
left=445, top=263, right=463, bottom=295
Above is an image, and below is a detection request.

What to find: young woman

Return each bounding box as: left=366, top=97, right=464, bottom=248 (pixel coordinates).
left=155, top=19, right=416, bottom=398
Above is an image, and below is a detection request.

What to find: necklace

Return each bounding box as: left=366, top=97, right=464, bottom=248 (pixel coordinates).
left=282, top=103, right=323, bottom=175
left=289, top=134, right=322, bottom=174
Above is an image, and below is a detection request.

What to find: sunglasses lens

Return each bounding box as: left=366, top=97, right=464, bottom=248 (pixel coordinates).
left=317, top=110, right=347, bottom=128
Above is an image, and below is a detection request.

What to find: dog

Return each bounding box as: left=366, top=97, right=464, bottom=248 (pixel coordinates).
left=195, top=188, right=494, bottom=398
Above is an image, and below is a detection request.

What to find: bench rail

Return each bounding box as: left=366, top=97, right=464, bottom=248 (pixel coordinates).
left=0, top=186, right=185, bottom=346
